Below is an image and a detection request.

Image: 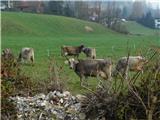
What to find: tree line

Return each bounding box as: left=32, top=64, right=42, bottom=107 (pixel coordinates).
left=2, top=1, right=159, bottom=29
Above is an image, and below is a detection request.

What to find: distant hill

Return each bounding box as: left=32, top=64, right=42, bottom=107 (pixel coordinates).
left=125, top=21, right=158, bottom=35
left=2, top=12, right=114, bottom=36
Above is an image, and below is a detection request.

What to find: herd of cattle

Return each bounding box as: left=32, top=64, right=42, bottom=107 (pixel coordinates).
left=2, top=45, right=148, bottom=87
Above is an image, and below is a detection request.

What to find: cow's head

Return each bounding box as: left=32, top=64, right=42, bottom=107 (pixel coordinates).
left=64, top=58, right=79, bottom=69
left=138, top=56, right=148, bottom=63
left=80, top=44, right=84, bottom=50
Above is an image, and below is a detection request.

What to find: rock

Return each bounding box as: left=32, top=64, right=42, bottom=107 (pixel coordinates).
left=9, top=91, right=86, bottom=120
left=59, top=98, right=64, bottom=104
left=56, top=91, right=64, bottom=98
left=46, top=91, right=56, bottom=100
left=79, top=112, right=86, bottom=120
left=76, top=94, right=87, bottom=102
left=63, top=91, right=71, bottom=97
left=34, top=93, right=46, bottom=100
left=84, top=26, right=94, bottom=32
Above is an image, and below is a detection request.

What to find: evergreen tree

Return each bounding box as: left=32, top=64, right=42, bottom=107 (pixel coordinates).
left=122, top=6, right=128, bottom=19
left=64, top=3, right=74, bottom=17
left=48, top=1, right=63, bottom=15
left=137, top=11, right=155, bottom=29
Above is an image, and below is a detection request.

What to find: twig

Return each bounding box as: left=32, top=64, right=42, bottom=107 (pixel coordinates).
left=128, top=84, right=147, bottom=111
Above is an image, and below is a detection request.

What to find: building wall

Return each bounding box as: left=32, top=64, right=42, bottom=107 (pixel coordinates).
left=155, top=19, right=160, bottom=29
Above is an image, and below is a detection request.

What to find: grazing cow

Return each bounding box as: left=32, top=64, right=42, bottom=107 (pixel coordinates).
left=61, top=45, right=84, bottom=58
left=113, top=56, right=147, bottom=79
left=82, top=47, right=96, bottom=59
left=2, top=48, right=14, bottom=60
left=18, top=47, right=34, bottom=63
left=65, top=58, right=112, bottom=86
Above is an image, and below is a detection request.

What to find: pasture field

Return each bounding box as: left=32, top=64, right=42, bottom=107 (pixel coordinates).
left=2, top=12, right=160, bottom=94
left=124, top=21, right=159, bottom=35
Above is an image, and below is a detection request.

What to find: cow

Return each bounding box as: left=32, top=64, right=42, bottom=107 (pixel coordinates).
left=82, top=47, right=96, bottom=59
left=113, top=56, right=147, bottom=79
left=65, top=58, right=112, bottom=87
left=18, top=47, right=34, bottom=64
left=61, top=44, right=84, bottom=58
left=1, top=48, right=14, bottom=60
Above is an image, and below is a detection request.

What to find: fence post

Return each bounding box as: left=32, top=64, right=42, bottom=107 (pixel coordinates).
left=47, top=49, right=50, bottom=57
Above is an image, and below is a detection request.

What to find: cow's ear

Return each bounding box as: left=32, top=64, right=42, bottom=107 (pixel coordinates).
left=64, top=60, right=69, bottom=64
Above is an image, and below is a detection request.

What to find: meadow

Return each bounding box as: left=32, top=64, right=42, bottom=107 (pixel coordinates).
left=2, top=12, right=160, bottom=94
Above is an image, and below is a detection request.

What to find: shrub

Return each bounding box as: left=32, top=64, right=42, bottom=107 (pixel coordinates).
left=81, top=50, right=160, bottom=120
left=111, top=21, right=129, bottom=34
left=1, top=56, right=33, bottom=120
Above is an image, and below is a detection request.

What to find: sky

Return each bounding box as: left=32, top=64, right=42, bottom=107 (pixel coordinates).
left=145, top=0, right=160, bottom=9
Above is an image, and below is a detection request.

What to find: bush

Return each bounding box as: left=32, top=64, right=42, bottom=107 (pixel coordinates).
left=137, top=11, right=155, bottom=29
left=1, top=56, right=33, bottom=120
left=81, top=50, right=160, bottom=120
left=111, top=20, right=129, bottom=34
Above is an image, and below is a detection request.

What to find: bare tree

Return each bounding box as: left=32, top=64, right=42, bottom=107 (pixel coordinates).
left=130, top=1, right=145, bottom=20
left=94, top=1, right=102, bottom=22
left=75, top=1, right=89, bottom=20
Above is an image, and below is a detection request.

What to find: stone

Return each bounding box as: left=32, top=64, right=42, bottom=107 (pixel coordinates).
left=9, top=91, right=87, bottom=120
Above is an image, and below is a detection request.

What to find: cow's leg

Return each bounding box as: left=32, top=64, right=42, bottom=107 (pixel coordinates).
left=80, top=76, right=85, bottom=87
left=121, top=66, right=128, bottom=80
left=19, top=58, right=23, bottom=63
left=84, top=76, right=89, bottom=86
left=96, top=74, right=103, bottom=88
left=106, top=69, right=112, bottom=81
left=31, top=56, right=34, bottom=64
left=21, top=58, right=26, bottom=64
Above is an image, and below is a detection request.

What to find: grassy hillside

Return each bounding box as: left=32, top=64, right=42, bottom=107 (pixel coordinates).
left=2, top=12, right=113, bottom=36
left=125, top=21, right=158, bottom=35
left=2, top=12, right=160, bottom=94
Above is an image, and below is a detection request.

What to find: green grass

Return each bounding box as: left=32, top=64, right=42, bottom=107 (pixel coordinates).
left=125, top=21, right=159, bottom=35
left=2, top=12, right=160, bottom=94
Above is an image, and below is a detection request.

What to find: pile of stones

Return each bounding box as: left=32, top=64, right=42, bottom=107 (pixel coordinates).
left=10, top=91, right=87, bottom=120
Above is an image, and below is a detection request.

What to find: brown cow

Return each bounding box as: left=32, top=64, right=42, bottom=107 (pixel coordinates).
left=65, top=58, right=112, bottom=86
left=61, top=45, right=84, bottom=58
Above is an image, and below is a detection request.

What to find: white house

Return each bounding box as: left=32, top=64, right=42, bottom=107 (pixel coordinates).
left=155, top=18, right=160, bottom=29
left=0, top=3, right=6, bottom=10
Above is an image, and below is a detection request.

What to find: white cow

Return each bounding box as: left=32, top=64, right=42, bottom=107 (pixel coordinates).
left=18, top=47, right=34, bottom=63
left=113, top=56, right=147, bottom=79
